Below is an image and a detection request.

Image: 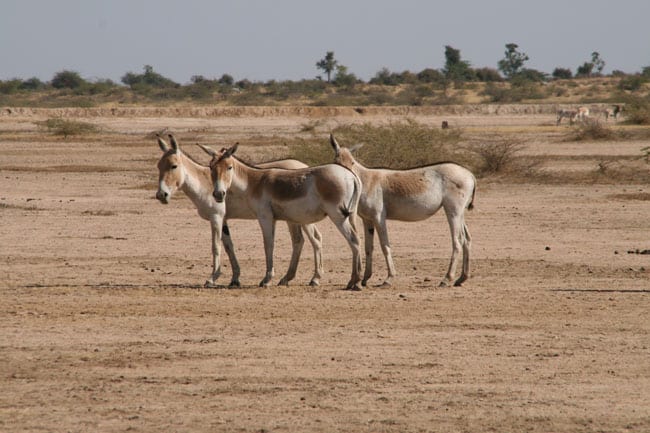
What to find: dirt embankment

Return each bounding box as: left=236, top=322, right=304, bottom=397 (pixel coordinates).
left=1, top=103, right=600, bottom=119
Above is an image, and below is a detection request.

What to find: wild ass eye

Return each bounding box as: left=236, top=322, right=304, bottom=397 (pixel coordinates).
left=171, top=164, right=178, bottom=169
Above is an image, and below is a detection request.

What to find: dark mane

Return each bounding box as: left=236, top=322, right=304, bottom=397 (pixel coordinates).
left=362, top=160, right=472, bottom=171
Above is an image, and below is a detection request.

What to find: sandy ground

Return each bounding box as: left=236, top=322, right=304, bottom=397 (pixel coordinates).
left=1, top=108, right=649, bottom=432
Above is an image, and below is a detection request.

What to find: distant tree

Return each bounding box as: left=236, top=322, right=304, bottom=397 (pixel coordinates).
left=19, top=77, right=45, bottom=90
left=370, top=67, right=401, bottom=85
left=333, top=64, right=358, bottom=87
left=576, top=62, right=594, bottom=78
left=516, top=68, right=547, bottom=82
left=576, top=52, right=605, bottom=78
left=497, top=43, right=529, bottom=79
left=474, top=67, right=503, bottom=82
left=642, top=66, right=650, bottom=78
left=552, top=67, right=573, bottom=79
left=0, top=79, right=21, bottom=94
left=591, top=52, right=605, bottom=75
left=121, top=65, right=178, bottom=88
left=218, top=73, right=234, bottom=86
left=51, top=70, right=85, bottom=89
left=316, top=51, right=338, bottom=83
left=442, top=45, right=474, bottom=82
left=417, top=68, right=445, bottom=84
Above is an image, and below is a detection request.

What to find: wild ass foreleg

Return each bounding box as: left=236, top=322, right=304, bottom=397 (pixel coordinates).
left=278, top=223, right=304, bottom=286
left=375, top=219, right=397, bottom=287
left=361, top=218, right=375, bottom=286
left=258, top=216, right=276, bottom=287
left=205, top=216, right=224, bottom=287
left=303, top=224, right=323, bottom=286
left=220, top=223, right=241, bottom=287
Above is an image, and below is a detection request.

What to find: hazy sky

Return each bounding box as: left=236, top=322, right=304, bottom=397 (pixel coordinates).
left=2, top=0, right=649, bottom=84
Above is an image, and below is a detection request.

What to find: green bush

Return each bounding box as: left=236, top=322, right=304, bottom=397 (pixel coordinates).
left=292, top=120, right=463, bottom=169
left=568, top=118, right=616, bottom=141
left=622, top=96, right=650, bottom=124
left=51, top=70, right=85, bottom=89
left=39, top=118, right=100, bottom=138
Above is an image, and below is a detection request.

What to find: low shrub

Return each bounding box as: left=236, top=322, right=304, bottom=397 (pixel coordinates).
left=287, top=120, right=464, bottom=169
left=568, top=118, right=616, bottom=141
left=39, top=118, right=100, bottom=138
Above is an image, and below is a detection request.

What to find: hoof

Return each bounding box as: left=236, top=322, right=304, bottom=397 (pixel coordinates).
left=308, top=279, right=320, bottom=287
left=361, top=279, right=368, bottom=287
left=204, top=280, right=216, bottom=288
left=277, top=278, right=289, bottom=286
left=379, top=281, right=392, bottom=288
left=438, top=280, right=450, bottom=288
left=454, top=276, right=468, bottom=287
left=228, top=280, right=241, bottom=288
left=344, top=283, right=362, bottom=291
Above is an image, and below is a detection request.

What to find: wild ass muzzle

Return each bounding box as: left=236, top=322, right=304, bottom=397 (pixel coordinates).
left=156, top=134, right=323, bottom=287
left=330, top=134, right=476, bottom=287
left=200, top=143, right=363, bottom=290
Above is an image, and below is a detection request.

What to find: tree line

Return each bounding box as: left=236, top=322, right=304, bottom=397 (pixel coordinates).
left=1, top=43, right=649, bottom=109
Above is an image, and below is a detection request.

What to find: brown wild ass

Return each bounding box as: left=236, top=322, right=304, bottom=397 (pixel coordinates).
left=156, top=135, right=323, bottom=287
left=330, top=135, right=476, bottom=287
left=200, top=143, right=363, bottom=290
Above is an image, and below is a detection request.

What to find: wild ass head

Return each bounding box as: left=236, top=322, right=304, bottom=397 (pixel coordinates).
left=198, top=143, right=239, bottom=203
left=330, top=134, right=363, bottom=170
left=156, top=134, right=185, bottom=204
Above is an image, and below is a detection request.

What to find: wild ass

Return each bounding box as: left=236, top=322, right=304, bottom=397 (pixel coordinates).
left=200, top=143, right=363, bottom=290
left=556, top=106, right=589, bottom=125
left=556, top=109, right=578, bottom=126
left=156, top=134, right=323, bottom=287
left=605, top=105, right=622, bottom=121
left=330, top=135, right=476, bottom=287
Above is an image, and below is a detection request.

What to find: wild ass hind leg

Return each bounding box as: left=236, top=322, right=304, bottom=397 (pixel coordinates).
left=332, top=215, right=362, bottom=291
left=374, top=217, right=398, bottom=287
left=303, top=223, right=323, bottom=286
left=440, top=212, right=469, bottom=287
left=453, top=222, right=471, bottom=287
left=278, top=223, right=304, bottom=286
left=361, top=218, right=375, bottom=286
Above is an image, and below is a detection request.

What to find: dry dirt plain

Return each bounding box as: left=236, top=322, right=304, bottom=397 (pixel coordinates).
left=1, top=106, right=649, bottom=433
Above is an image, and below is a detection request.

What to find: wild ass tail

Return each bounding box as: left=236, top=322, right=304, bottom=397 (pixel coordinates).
left=340, top=170, right=362, bottom=220
left=467, top=177, right=477, bottom=211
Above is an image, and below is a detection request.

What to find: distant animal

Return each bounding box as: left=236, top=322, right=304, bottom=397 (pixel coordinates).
left=200, top=143, right=363, bottom=290
left=556, top=109, right=578, bottom=126
left=329, top=134, right=476, bottom=288
left=441, top=121, right=449, bottom=129
left=604, top=105, right=622, bottom=121
left=156, top=134, right=323, bottom=287
left=575, top=106, right=590, bottom=122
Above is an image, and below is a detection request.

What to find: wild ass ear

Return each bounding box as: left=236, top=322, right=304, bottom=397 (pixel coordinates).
left=330, top=134, right=341, bottom=156
left=196, top=143, right=218, bottom=158
left=157, top=135, right=170, bottom=152
left=223, top=143, right=239, bottom=158
left=167, top=134, right=180, bottom=152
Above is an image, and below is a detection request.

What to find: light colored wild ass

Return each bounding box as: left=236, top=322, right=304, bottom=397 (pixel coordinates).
left=156, top=135, right=323, bottom=287
left=330, top=135, right=476, bottom=287
left=605, top=105, right=622, bottom=121
left=200, top=143, right=363, bottom=290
